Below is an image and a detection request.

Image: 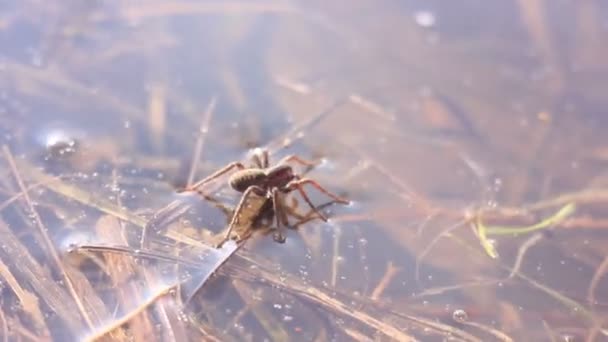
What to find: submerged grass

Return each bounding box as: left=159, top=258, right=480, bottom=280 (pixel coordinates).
left=475, top=203, right=577, bottom=259
left=1, top=0, right=607, bottom=341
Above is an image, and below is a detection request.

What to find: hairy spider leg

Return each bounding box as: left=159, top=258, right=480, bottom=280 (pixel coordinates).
left=287, top=181, right=329, bottom=222
left=251, top=153, right=263, bottom=169
left=261, top=149, right=270, bottom=168
left=216, top=185, right=265, bottom=248
left=184, top=162, right=246, bottom=193
left=249, top=148, right=270, bottom=169
left=279, top=195, right=292, bottom=226
left=287, top=177, right=350, bottom=205
left=271, top=188, right=286, bottom=243
left=277, top=154, right=318, bottom=168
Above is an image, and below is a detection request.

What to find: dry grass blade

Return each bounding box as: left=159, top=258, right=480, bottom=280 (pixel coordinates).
left=0, top=306, right=7, bottom=342
left=416, top=279, right=500, bottom=298
left=140, top=198, right=192, bottom=248
left=186, top=96, right=217, bottom=187
left=10, top=156, right=211, bottom=249
left=343, top=327, right=374, bottom=342
left=13, top=156, right=147, bottom=228
left=116, top=1, right=297, bottom=21
left=528, top=189, right=608, bottom=211
left=330, top=221, right=341, bottom=287
left=294, top=286, right=416, bottom=341
left=72, top=244, right=201, bottom=268
left=370, top=261, right=401, bottom=300
left=415, top=218, right=470, bottom=285
left=74, top=239, right=240, bottom=310
left=587, top=256, right=608, bottom=306
left=541, top=320, right=558, bottom=342
left=147, top=84, right=168, bottom=152
left=265, top=98, right=348, bottom=155
left=5, top=61, right=146, bottom=121
left=229, top=256, right=420, bottom=340
left=0, top=219, right=83, bottom=334
left=0, top=178, right=69, bottom=212
left=82, top=284, right=177, bottom=342
left=3, top=145, right=94, bottom=331
left=0, top=258, right=47, bottom=337
left=507, top=233, right=543, bottom=279
left=393, top=312, right=483, bottom=342
left=95, top=215, right=153, bottom=341
left=459, top=320, right=514, bottom=342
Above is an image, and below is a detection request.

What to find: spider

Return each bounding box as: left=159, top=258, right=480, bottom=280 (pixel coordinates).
left=183, top=148, right=350, bottom=247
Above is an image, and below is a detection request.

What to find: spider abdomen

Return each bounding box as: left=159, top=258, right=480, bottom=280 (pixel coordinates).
left=229, top=169, right=267, bottom=192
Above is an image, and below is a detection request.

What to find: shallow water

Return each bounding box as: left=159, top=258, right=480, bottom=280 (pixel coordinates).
left=1, top=1, right=608, bottom=341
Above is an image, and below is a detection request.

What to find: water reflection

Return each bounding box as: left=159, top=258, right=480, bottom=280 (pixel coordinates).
left=0, top=0, right=607, bottom=340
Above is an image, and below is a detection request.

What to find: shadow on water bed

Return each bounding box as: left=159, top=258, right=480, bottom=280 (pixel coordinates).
left=1, top=0, right=608, bottom=341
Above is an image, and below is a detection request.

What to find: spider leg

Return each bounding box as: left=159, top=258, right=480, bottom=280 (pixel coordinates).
left=198, top=193, right=233, bottom=217
left=183, top=162, right=246, bottom=193
left=289, top=178, right=350, bottom=205
left=287, top=182, right=328, bottom=222
left=277, top=155, right=317, bottom=168
left=251, top=153, right=263, bottom=169
left=291, top=200, right=339, bottom=229
left=216, top=185, right=265, bottom=248
left=281, top=198, right=306, bottom=229
left=262, top=149, right=270, bottom=169
left=280, top=204, right=290, bottom=227
left=271, top=188, right=286, bottom=243
left=279, top=196, right=296, bottom=226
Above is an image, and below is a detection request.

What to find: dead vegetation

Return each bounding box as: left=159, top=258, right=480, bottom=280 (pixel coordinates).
left=0, top=1, right=607, bottom=341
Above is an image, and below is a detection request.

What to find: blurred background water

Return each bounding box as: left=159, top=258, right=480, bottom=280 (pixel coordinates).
left=0, top=1, right=607, bottom=341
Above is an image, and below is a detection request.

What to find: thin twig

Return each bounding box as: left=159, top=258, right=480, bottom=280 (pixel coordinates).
left=415, top=218, right=470, bottom=286
left=13, top=157, right=147, bottom=227
left=105, top=168, right=152, bottom=340
left=587, top=255, right=608, bottom=306
left=459, top=320, right=514, bottom=342
left=541, top=320, right=558, bottom=342
left=370, top=261, right=400, bottom=300
left=265, top=98, right=347, bottom=155
left=416, top=279, right=499, bottom=297
left=140, top=198, right=192, bottom=248
left=330, top=222, right=342, bottom=287
left=73, top=244, right=201, bottom=268
left=186, top=96, right=217, bottom=187
left=0, top=288, right=9, bottom=342
left=507, top=233, right=543, bottom=279
left=0, top=177, right=65, bottom=212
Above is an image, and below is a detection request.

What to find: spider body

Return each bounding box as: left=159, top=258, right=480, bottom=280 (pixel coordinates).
left=229, top=164, right=294, bottom=193
left=184, top=149, right=349, bottom=247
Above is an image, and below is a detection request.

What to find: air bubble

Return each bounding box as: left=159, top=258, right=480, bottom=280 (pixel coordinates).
left=36, top=124, right=85, bottom=160
left=414, top=10, right=436, bottom=28
left=452, top=309, right=469, bottom=323
left=44, top=131, right=78, bottom=156
left=561, top=334, right=575, bottom=342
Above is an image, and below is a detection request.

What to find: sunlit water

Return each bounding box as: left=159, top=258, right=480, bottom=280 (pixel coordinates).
left=1, top=1, right=607, bottom=341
